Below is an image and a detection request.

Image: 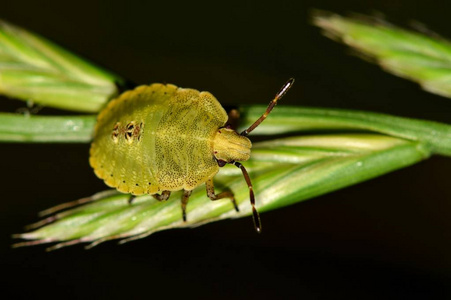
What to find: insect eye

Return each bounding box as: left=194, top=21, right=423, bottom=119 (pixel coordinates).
left=217, top=159, right=227, bottom=167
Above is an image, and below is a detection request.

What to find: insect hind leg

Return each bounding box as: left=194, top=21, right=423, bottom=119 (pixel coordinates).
left=181, top=190, right=192, bottom=222
left=129, top=190, right=171, bottom=205
left=205, top=178, right=239, bottom=212
left=152, top=190, right=171, bottom=201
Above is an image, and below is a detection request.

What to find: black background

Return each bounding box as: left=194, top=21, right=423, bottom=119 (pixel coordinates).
left=2, top=0, right=451, bottom=299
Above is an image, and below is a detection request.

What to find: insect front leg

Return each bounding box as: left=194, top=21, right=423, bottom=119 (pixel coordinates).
left=205, top=178, right=239, bottom=213
left=181, top=190, right=192, bottom=222
left=152, top=190, right=171, bottom=201
left=225, top=108, right=240, bottom=130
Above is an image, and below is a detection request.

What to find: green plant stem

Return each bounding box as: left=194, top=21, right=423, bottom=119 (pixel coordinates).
left=241, top=106, right=451, bottom=156
left=2, top=105, right=451, bottom=157
left=0, top=113, right=96, bottom=142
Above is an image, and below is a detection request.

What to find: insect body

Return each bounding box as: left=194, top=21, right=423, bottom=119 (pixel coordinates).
left=90, top=79, right=294, bottom=232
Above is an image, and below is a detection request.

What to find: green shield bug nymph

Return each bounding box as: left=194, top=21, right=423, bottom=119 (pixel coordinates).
left=89, top=78, right=294, bottom=232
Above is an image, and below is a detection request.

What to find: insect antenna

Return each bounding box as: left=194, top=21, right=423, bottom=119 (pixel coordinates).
left=232, top=161, right=261, bottom=233
left=240, top=78, right=295, bottom=136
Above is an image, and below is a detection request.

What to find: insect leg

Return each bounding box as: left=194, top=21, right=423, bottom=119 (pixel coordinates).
left=205, top=178, right=239, bottom=212
left=232, top=162, right=262, bottom=233
left=181, top=190, right=192, bottom=222
left=152, top=190, right=171, bottom=201
left=225, top=108, right=240, bottom=130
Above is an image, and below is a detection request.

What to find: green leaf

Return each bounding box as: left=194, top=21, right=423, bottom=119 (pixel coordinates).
left=0, top=20, right=123, bottom=112
left=312, top=11, right=451, bottom=99
left=13, top=133, right=429, bottom=250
